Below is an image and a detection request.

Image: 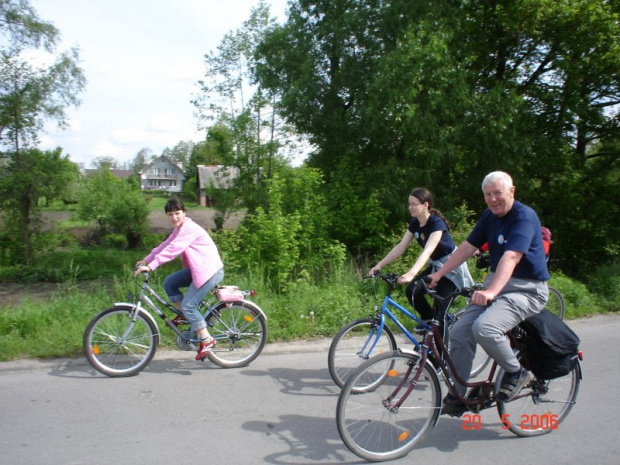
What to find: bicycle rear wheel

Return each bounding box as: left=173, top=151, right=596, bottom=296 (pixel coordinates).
left=546, top=286, right=565, bottom=320
left=328, top=317, right=398, bottom=390
left=83, top=306, right=159, bottom=377
left=496, top=358, right=581, bottom=437
left=205, top=302, right=267, bottom=368
left=336, top=350, right=441, bottom=462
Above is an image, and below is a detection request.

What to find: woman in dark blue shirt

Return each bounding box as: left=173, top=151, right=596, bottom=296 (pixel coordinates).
left=370, top=188, right=473, bottom=325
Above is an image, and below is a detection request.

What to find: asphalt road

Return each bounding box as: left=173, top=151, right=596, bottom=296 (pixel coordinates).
left=1, top=314, right=618, bottom=465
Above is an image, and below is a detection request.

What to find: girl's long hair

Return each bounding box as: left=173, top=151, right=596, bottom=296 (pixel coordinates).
left=410, top=187, right=450, bottom=229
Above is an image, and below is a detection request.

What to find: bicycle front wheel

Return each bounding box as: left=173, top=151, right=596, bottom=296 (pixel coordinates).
left=205, top=302, right=267, bottom=368
left=83, top=306, right=159, bottom=377
left=546, top=286, right=565, bottom=320
left=337, top=351, right=441, bottom=462
left=497, top=359, right=581, bottom=437
left=328, top=318, right=398, bottom=390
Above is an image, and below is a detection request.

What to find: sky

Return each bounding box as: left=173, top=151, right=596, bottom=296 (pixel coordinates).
left=27, top=0, right=290, bottom=168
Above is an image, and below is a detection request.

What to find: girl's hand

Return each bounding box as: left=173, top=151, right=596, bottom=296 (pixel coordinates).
left=427, top=272, right=440, bottom=288
left=369, top=266, right=380, bottom=276
left=134, top=265, right=150, bottom=276
left=397, top=273, right=414, bottom=284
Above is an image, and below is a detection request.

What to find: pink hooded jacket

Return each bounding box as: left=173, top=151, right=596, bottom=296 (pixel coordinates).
left=144, top=217, right=223, bottom=288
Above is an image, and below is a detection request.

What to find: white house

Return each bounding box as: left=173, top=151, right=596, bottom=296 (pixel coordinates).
left=140, top=156, right=185, bottom=192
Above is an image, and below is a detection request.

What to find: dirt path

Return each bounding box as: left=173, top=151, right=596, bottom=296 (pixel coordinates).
left=147, top=208, right=244, bottom=232
left=41, top=209, right=243, bottom=233
left=0, top=209, right=244, bottom=308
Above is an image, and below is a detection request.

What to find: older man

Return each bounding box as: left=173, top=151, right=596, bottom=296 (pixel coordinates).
left=428, top=171, right=550, bottom=416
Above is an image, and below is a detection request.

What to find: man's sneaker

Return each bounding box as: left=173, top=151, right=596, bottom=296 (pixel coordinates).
left=195, top=338, right=216, bottom=361
left=497, top=368, right=531, bottom=402
left=441, top=394, right=466, bottom=417
left=171, top=315, right=188, bottom=326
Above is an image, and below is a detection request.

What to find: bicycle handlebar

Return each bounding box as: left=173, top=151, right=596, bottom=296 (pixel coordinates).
left=365, top=272, right=400, bottom=285
left=366, top=272, right=482, bottom=302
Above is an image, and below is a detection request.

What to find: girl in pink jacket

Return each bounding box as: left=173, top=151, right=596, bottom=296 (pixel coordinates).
left=135, top=197, right=224, bottom=361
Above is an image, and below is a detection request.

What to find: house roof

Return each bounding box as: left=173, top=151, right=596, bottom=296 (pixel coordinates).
left=142, top=155, right=184, bottom=172
left=197, top=165, right=239, bottom=189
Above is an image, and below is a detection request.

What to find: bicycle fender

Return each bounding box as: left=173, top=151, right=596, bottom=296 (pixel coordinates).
left=112, top=303, right=160, bottom=332
left=211, top=299, right=268, bottom=320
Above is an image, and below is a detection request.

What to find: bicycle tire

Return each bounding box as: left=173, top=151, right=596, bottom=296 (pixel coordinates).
left=205, top=301, right=267, bottom=368
left=546, top=286, right=565, bottom=320
left=83, top=306, right=159, bottom=377
left=328, top=318, right=398, bottom=390
left=496, top=358, right=581, bottom=437
left=336, top=350, right=441, bottom=461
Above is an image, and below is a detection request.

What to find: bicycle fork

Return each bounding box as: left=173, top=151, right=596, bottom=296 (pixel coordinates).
left=382, top=354, right=428, bottom=413
left=357, top=313, right=385, bottom=359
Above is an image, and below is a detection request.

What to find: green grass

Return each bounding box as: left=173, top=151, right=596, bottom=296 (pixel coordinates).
left=0, top=246, right=616, bottom=362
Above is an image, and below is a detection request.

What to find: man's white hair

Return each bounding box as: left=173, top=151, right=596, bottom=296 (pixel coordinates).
left=482, top=171, right=513, bottom=191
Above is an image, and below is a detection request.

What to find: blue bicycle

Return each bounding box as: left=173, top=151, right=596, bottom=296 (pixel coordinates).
left=327, top=273, right=488, bottom=390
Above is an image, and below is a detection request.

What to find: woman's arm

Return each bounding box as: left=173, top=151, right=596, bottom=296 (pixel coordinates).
left=370, top=230, right=415, bottom=275
left=397, top=230, right=443, bottom=283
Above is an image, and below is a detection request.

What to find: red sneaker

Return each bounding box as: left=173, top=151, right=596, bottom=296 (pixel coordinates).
left=195, top=338, right=216, bottom=361
left=171, top=315, right=188, bottom=326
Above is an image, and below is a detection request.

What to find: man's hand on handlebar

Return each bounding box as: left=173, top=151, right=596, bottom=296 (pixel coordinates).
left=469, top=289, right=496, bottom=306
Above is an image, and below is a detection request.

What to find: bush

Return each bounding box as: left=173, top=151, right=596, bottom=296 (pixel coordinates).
left=548, top=272, right=604, bottom=318
left=587, top=261, right=620, bottom=311
left=77, top=171, right=150, bottom=248
left=237, top=170, right=347, bottom=291
left=100, top=234, right=129, bottom=249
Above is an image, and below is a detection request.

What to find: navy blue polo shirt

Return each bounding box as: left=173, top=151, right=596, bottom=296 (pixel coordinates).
left=467, top=201, right=550, bottom=281
left=408, top=214, right=455, bottom=261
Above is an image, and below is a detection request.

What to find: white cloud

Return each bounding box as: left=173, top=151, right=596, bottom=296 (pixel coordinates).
left=28, top=0, right=290, bottom=168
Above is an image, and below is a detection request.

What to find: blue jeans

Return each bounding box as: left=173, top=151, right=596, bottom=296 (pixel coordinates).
left=163, top=268, right=225, bottom=332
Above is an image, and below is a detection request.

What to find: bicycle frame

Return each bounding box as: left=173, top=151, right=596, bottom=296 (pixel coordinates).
left=118, top=273, right=267, bottom=346
left=116, top=273, right=204, bottom=346
left=381, top=325, right=500, bottom=425
left=361, top=295, right=426, bottom=356
left=359, top=274, right=465, bottom=360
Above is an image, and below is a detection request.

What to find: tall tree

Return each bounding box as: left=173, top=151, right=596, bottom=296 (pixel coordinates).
left=0, top=0, right=85, bottom=264
left=256, top=0, right=620, bottom=273
left=91, top=156, right=119, bottom=170
left=193, top=0, right=292, bottom=213
left=131, top=147, right=153, bottom=175
left=0, top=147, right=80, bottom=262
left=166, top=140, right=194, bottom=167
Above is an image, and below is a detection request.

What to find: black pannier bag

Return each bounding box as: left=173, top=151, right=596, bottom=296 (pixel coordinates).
left=518, top=309, right=580, bottom=380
